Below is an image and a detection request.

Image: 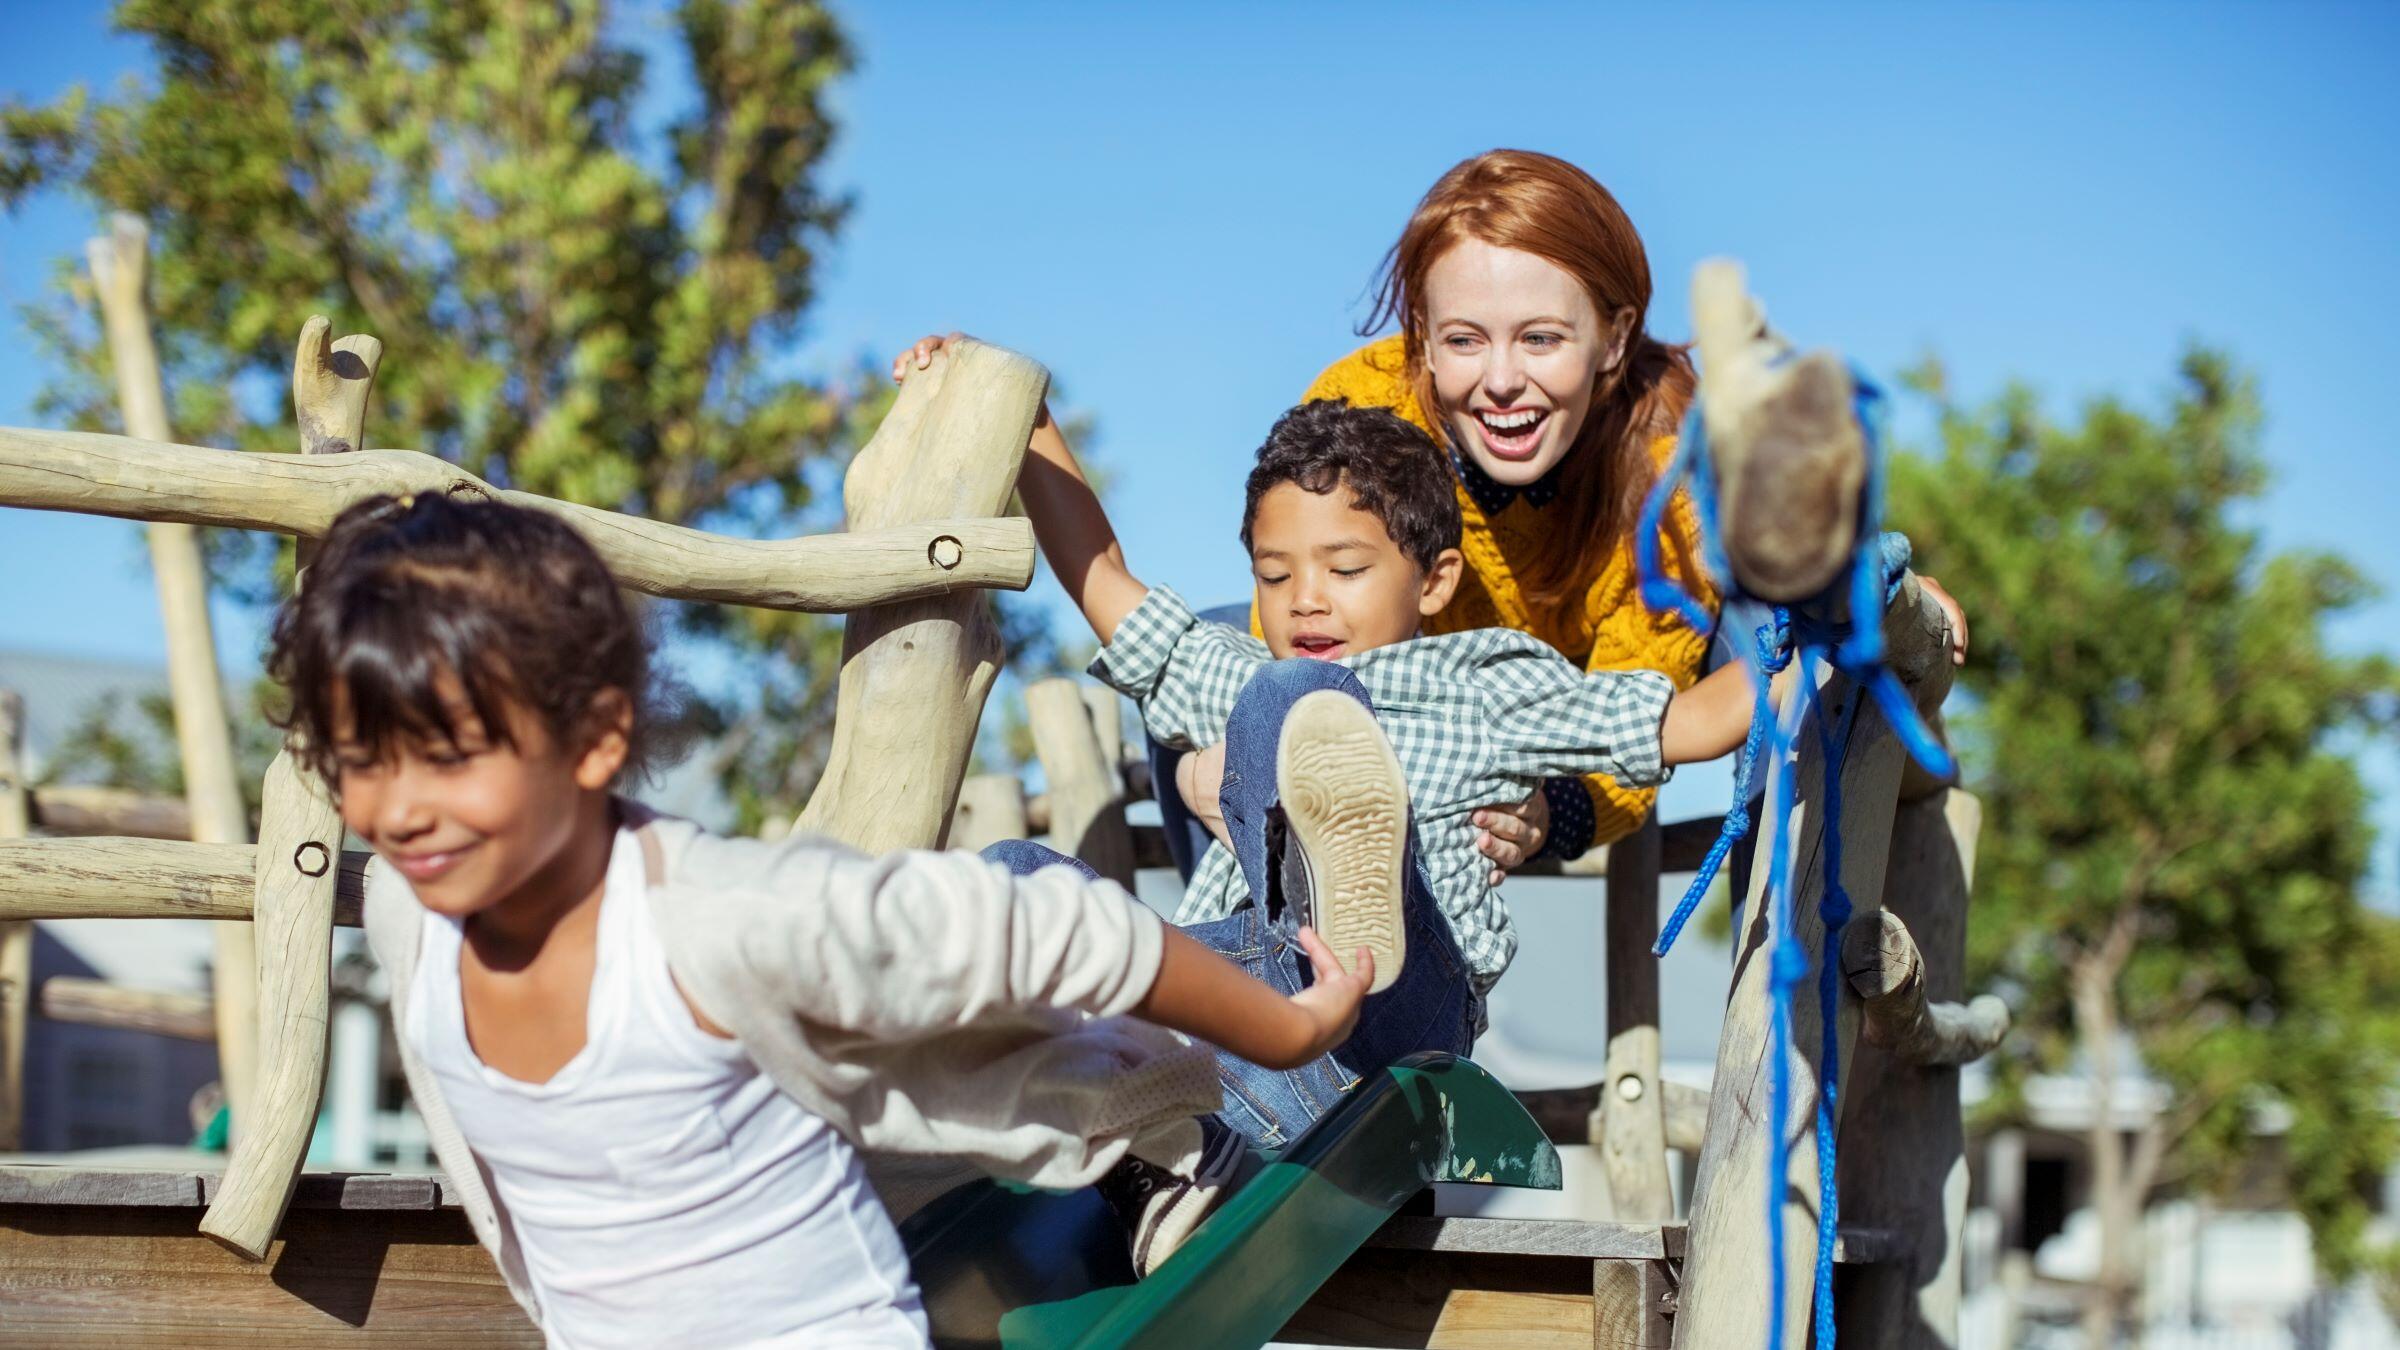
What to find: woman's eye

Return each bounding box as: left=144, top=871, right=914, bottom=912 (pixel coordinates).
left=1443, top=334, right=1478, bottom=351
left=1525, top=333, right=1561, bottom=349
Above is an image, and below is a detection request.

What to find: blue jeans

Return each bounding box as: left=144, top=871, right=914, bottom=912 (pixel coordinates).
left=985, top=659, right=1476, bottom=1150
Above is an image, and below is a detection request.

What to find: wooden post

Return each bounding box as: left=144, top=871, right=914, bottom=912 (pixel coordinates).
left=1598, top=816, right=1672, bottom=1221
left=1025, top=679, right=1135, bottom=887
left=950, top=774, right=1031, bottom=855
left=1083, top=685, right=1127, bottom=785
left=1690, top=259, right=1867, bottom=603
left=0, top=690, right=29, bottom=1149
left=797, top=338, right=1046, bottom=854
left=199, top=319, right=379, bottom=1259
left=37, top=977, right=216, bottom=1042
left=86, top=212, right=262, bottom=1126
left=1672, top=579, right=1955, bottom=1350
left=1833, top=789, right=1992, bottom=1349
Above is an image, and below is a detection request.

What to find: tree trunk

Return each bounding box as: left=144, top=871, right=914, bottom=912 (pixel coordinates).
left=2073, top=937, right=2139, bottom=1349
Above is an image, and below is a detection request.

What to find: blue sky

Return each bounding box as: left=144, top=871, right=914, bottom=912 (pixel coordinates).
left=3, top=3, right=2396, bottom=887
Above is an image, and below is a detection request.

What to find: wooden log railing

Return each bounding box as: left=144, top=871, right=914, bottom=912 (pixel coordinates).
left=22, top=785, right=192, bottom=840
left=0, top=314, right=1045, bottom=1262
left=0, top=691, right=29, bottom=1150
left=37, top=977, right=215, bottom=1042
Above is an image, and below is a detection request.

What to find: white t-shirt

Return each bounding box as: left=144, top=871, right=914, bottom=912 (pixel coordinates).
left=405, top=828, right=929, bottom=1349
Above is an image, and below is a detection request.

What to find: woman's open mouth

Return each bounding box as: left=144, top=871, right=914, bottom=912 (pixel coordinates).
left=1473, top=407, right=1548, bottom=461
left=1290, top=633, right=1348, bottom=660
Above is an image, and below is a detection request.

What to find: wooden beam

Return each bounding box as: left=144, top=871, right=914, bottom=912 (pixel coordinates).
left=1600, top=815, right=1672, bottom=1220
left=0, top=689, right=29, bottom=1150
left=1595, top=1258, right=1675, bottom=1349
left=200, top=319, right=373, bottom=1260
left=1842, top=907, right=2009, bottom=1067
left=796, top=338, right=1045, bottom=853
left=38, top=977, right=215, bottom=1042
left=87, top=213, right=260, bottom=1129
left=947, top=773, right=1030, bottom=855
left=1672, top=577, right=1955, bottom=1350
left=0, top=427, right=1035, bottom=614
left=26, top=785, right=192, bottom=840
left=1025, top=678, right=1134, bottom=886
left=1516, top=1081, right=1710, bottom=1155
left=0, top=837, right=370, bottom=925
left=1834, top=789, right=1991, bottom=1348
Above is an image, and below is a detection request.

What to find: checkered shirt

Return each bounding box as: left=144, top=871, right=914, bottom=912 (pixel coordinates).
left=1089, top=587, right=1674, bottom=992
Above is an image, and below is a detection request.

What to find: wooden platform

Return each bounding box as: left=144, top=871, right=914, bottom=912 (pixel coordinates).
left=0, top=1165, right=1898, bottom=1348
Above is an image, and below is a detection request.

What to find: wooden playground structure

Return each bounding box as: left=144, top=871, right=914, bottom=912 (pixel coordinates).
left=0, top=224, right=2011, bottom=1348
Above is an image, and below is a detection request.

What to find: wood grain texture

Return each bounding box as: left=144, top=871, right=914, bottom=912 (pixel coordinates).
left=0, top=1205, right=538, bottom=1346
left=1278, top=1248, right=1600, bottom=1349
left=86, top=212, right=261, bottom=1125
left=796, top=338, right=1045, bottom=854
left=1518, top=1081, right=1710, bottom=1154
left=0, top=837, right=371, bottom=925
left=38, top=977, right=215, bottom=1041
left=1842, top=906, right=2009, bottom=1067
left=1673, top=577, right=1955, bottom=1350
left=201, top=752, right=345, bottom=1258
left=1601, top=815, right=1671, bottom=1221
left=0, top=426, right=1035, bottom=613
left=947, top=774, right=1030, bottom=855
left=1594, top=1259, right=1674, bottom=1349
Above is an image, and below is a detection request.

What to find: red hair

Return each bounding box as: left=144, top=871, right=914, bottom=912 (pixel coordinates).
left=1363, top=150, right=1696, bottom=622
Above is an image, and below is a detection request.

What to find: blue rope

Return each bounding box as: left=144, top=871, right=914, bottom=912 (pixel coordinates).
left=1634, top=364, right=1954, bottom=1349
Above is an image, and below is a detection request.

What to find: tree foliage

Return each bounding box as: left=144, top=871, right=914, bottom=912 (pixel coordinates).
left=1890, top=349, right=2400, bottom=1276
left=3, top=1, right=1081, bottom=826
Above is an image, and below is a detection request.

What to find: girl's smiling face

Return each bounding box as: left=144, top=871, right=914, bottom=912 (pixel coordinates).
left=333, top=674, right=626, bottom=922
left=1421, top=238, right=1634, bottom=487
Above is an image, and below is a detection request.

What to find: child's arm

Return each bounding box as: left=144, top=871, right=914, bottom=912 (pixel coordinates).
left=1660, top=661, right=1802, bottom=765
left=1138, top=926, right=1372, bottom=1071
left=1018, top=403, right=1150, bottom=644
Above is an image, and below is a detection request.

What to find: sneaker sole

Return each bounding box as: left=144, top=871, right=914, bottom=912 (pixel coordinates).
left=1276, top=690, right=1407, bottom=996
left=1135, top=1123, right=1247, bottom=1276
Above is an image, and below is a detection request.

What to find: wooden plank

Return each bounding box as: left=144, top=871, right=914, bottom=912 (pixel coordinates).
left=1279, top=1248, right=1597, bottom=1350
left=1367, top=1216, right=1674, bottom=1261
left=0, top=1204, right=538, bottom=1346
left=38, top=977, right=215, bottom=1041
left=1834, top=789, right=1987, bottom=1348
left=0, top=1167, right=451, bottom=1211
left=87, top=213, right=261, bottom=1131
left=1601, top=815, right=1671, bottom=1220
left=1673, top=578, right=1955, bottom=1350
left=796, top=338, right=1045, bottom=854
left=0, top=838, right=370, bottom=925
left=1594, top=1259, right=1674, bottom=1349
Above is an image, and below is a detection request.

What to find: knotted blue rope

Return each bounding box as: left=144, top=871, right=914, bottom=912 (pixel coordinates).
left=1635, top=365, right=1955, bottom=1349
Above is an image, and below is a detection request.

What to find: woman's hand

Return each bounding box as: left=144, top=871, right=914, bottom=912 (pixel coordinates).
left=1917, top=574, right=1971, bottom=666
left=1272, top=927, right=1373, bottom=1068
left=1472, top=787, right=1550, bottom=884
left=1175, top=743, right=1234, bottom=850
left=889, top=332, right=961, bottom=383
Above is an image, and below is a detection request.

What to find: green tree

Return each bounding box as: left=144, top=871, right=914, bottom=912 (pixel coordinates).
left=3, top=0, right=1079, bottom=827
left=1890, top=349, right=2400, bottom=1343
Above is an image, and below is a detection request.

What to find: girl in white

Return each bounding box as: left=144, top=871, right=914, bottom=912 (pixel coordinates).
left=273, top=492, right=1374, bottom=1348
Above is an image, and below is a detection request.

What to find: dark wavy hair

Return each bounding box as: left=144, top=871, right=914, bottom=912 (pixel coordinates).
left=1240, top=398, right=1462, bottom=571
left=268, top=491, right=665, bottom=784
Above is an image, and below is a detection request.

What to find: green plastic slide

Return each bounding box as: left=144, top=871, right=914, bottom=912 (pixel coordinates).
left=900, top=1052, right=1560, bottom=1349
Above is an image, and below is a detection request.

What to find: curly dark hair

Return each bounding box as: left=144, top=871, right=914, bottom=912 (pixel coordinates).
left=1239, top=399, right=1462, bottom=570
left=268, top=491, right=666, bottom=784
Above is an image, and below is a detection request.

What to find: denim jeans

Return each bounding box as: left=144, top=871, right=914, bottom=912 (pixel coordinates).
left=985, top=659, right=1476, bottom=1150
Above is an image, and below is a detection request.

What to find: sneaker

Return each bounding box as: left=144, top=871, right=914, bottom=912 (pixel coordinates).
left=1097, top=1116, right=1244, bottom=1277
left=1275, top=689, right=1408, bottom=995
left=1691, top=258, right=1866, bottom=602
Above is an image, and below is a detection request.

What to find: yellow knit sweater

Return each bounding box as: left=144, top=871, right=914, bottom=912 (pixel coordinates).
left=1303, top=336, right=1716, bottom=848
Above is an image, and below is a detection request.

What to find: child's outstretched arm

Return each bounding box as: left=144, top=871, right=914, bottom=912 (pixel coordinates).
left=893, top=333, right=1146, bottom=643
left=1017, top=402, right=1151, bottom=643
left=1660, top=660, right=1802, bottom=765
left=1139, top=926, right=1372, bottom=1071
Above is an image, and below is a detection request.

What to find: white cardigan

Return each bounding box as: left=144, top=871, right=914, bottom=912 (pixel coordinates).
left=365, top=804, right=1222, bottom=1325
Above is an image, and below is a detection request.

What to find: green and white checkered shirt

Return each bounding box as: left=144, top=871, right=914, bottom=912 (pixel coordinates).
left=1089, top=587, right=1674, bottom=992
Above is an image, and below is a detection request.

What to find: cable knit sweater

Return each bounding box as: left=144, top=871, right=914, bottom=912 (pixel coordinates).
left=1303, top=336, right=1717, bottom=851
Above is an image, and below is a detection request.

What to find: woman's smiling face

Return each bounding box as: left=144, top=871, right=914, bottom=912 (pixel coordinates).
left=1421, top=238, right=1631, bottom=487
